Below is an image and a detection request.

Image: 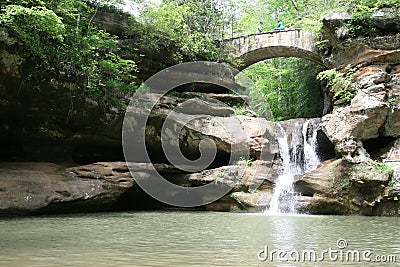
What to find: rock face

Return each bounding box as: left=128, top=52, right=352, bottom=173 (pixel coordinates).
left=383, top=139, right=400, bottom=162
left=0, top=25, right=124, bottom=163
left=206, top=192, right=271, bottom=212
left=124, top=93, right=277, bottom=164
left=0, top=161, right=205, bottom=216
left=370, top=7, right=400, bottom=32
left=185, top=160, right=276, bottom=212
left=321, top=64, right=399, bottom=156
left=92, top=9, right=131, bottom=36
left=321, top=9, right=400, bottom=69
left=0, top=162, right=134, bottom=216
left=294, top=159, right=398, bottom=215
left=0, top=8, right=208, bottom=164
left=0, top=22, right=252, bottom=164
left=5, top=158, right=396, bottom=216
left=313, top=10, right=400, bottom=216
left=0, top=12, right=281, bottom=217
left=0, top=161, right=277, bottom=216
left=377, top=139, right=400, bottom=217
left=174, top=98, right=235, bottom=117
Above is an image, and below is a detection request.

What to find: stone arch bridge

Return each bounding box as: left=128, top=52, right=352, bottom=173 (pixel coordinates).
left=221, top=29, right=323, bottom=69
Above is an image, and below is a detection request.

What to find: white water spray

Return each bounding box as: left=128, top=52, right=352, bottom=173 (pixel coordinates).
left=303, top=120, right=321, bottom=172
left=267, top=120, right=321, bottom=214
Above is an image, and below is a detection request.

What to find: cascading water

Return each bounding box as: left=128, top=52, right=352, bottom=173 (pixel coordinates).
left=303, top=120, right=321, bottom=172
left=268, top=123, right=298, bottom=214
left=267, top=119, right=321, bottom=215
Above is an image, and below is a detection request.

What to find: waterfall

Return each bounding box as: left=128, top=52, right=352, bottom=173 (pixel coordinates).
left=267, top=120, right=321, bottom=215
left=268, top=123, right=297, bottom=214
left=303, top=120, right=321, bottom=172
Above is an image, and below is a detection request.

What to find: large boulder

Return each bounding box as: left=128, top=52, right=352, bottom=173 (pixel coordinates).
left=0, top=160, right=280, bottom=216
left=124, top=95, right=277, bottom=163
left=321, top=11, right=352, bottom=28
left=172, top=98, right=235, bottom=117
left=0, top=162, right=134, bottom=216
left=186, top=160, right=276, bottom=212
left=205, top=192, right=271, bottom=212
left=322, top=93, right=389, bottom=144
left=294, top=159, right=398, bottom=215
left=369, top=7, right=400, bottom=32
left=187, top=160, right=275, bottom=192
left=0, top=161, right=211, bottom=216
left=182, top=92, right=249, bottom=107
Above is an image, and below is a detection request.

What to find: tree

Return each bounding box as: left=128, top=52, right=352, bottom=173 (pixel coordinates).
left=0, top=0, right=138, bottom=107
left=243, top=58, right=324, bottom=121
left=139, top=0, right=229, bottom=59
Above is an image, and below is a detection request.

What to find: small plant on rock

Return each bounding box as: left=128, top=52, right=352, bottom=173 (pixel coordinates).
left=317, top=65, right=360, bottom=106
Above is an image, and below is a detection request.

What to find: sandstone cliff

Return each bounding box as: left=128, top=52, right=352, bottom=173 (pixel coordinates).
left=294, top=9, right=400, bottom=215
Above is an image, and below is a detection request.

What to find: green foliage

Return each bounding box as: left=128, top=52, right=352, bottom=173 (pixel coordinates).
left=0, top=0, right=138, bottom=108
left=334, top=175, right=353, bottom=192
left=317, top=66, right=359, bottom=106
left=367, top=160, right=395, bottom=175
left=230, top=0, right=400, bottom=39
left=2, top=0, right=397, bottom=110
left=85, top=52, right=137, bottom=107
left=141, top=2, right=187, bottom=40
left=343, top=0, right=400, bottom=36
left=236, top=156, right=255, bottom=167
left=0, top=5, right=65, bottom=56
left=231, top=0, right=347, bottom=38
left=243, top=58, right=324, bottom=121
left=139, top=0, right=224, bottom=59
left=232, top=105, right=253, bottom=116
left=350, top=0, right=400, bottom=16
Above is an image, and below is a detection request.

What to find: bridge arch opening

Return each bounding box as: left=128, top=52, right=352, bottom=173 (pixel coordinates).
left=238, top=57, right=326, bottom=122
left=224, top=30, right=325, bottom=70
left=238, top=45, right=324, bottom=70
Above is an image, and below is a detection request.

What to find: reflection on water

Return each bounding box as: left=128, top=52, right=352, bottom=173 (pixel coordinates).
left=0, top=212, right=399, bottom=266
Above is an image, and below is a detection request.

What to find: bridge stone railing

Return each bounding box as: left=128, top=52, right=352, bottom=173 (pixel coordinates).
left=221, top=29, right=323, bottom=69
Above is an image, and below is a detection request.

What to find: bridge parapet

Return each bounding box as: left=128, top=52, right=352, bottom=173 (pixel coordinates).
left=222, top=29, right=323, bottom=69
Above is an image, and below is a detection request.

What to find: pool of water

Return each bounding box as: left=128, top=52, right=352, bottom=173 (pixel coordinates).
left=0, top=212, right=399, bottom=266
